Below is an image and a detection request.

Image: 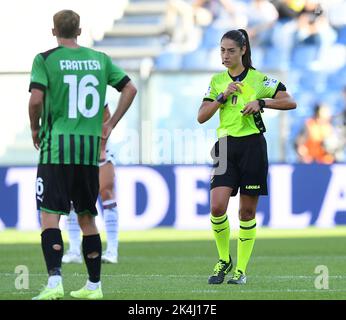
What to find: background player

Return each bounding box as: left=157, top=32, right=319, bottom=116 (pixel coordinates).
left=198, top=29, right=296, bottom=285
left=29, top=9, right=137, bottom=300
left=63, top=105, right=119, bottom=264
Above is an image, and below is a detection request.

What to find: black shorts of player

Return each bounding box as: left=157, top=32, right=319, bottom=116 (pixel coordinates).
left=210, top=134, right=268, bottom=197
left=36, top=164, right=99, bottom=216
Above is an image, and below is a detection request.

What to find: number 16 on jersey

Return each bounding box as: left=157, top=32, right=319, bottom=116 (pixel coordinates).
left=64, top=74, right=100, bottom=119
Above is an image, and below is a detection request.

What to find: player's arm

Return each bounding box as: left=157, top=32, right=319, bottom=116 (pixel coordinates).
left=103, top=104, right=111, bottom=123
left=100, top=104, right=112, bottom=159
left=198, top=81, right=243, bottom=123
left=28, top=54, right=47, bottom=149
left=29, top=88, right=44, bottom=150
left=102, top=81, right=137, bottom=140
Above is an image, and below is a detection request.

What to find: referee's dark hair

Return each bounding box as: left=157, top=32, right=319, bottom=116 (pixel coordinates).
left=221, top=29, right=254, bottom=70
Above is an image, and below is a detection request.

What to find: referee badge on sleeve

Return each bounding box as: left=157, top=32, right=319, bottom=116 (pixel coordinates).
left=263, top=77, right=278, bottom=88
left=205, top=86, right=211, bottom=97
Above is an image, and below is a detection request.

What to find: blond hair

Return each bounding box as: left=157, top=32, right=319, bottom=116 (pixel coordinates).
left=53, top=10, right=80, bottom=38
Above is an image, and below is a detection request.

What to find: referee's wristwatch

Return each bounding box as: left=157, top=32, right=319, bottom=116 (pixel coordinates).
left=257, top=99, right=265, bottom=112
left=216, top=93, right=227, bottom=104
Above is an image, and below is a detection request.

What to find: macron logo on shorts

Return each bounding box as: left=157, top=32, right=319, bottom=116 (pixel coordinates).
left=245, top=185, right=260, bottom=190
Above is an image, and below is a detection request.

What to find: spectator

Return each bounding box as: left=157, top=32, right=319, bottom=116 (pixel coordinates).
left=292, top=1, right=336, bottom=47
left=193, top=0, right=249, bottom=30
left=165, top=0, right=211, bottom=51
left=272, top=0, right=337, bottom=70
left=295, top=103, right=337, bottom=164
left=198, top=0, right=279, bottom=45
left=294, top=11, right=336, bottom=47
left=332, top=86, right=346, bottom=161
left=271, top=0, right=303, bottom=70
left=193, top=0, right=221, bottom=21
left=271, top=0, right=306, bottom=22
left=341, top=86, right=346, bottom=126
left=246, top=0, right=279, bottom=46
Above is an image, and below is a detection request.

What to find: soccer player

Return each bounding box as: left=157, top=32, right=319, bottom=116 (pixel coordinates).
left=198, top=29, right=296, bottom=285
left=63, top=105, right=119, bottom=264
left=28, top=10, right=137, bottom=300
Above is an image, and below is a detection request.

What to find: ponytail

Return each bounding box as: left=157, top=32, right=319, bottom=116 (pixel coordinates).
left=237, top=29, right=253, bottom=69
left=221, top=29, right=254, bottom=69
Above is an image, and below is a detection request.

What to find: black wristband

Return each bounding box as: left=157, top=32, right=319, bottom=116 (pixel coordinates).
left=257, top=99, right=265, bottom=111
left=216, top=93, right=227, bottom=104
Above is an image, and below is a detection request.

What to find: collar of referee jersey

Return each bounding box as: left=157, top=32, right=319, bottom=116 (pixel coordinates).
left=228, top=67, right=249, bottom=82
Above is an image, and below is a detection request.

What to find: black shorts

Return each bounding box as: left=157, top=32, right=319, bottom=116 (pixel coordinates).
left=36, top=164, right=99, bottom=216
left=210, top=134, right=268, bottom=197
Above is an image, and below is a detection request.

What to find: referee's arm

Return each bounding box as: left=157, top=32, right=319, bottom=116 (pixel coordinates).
left=198, top=82, right=242, bottom=123
left=197, top=99, right=222, bottom=124
left=262, top=90, right=297, bottom=111
left=242, top=90, right=296, bottom=115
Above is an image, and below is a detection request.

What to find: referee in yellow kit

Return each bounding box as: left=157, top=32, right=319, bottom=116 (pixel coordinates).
left=198, top=29, right=296, bottom=285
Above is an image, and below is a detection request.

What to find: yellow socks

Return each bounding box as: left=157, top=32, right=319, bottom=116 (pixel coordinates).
left=211, top=213, right=230, bottom=263
left=236, top=218, right=257, bottom=274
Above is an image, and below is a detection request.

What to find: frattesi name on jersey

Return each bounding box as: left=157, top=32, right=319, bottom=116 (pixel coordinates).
left=60, top=60, right=101, bottom=71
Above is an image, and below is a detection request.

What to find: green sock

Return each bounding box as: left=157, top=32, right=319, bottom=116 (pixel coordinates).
left=211, top=213, right=230, bottom=263
left=236, top=218, right=257, bottom=274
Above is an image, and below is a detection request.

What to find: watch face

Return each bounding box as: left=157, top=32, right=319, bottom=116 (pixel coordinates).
left=217, top=94, right=224, bottom=103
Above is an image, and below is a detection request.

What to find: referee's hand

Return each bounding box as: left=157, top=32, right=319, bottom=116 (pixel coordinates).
left=224, top=81, right=243, bottom=97
left=241, top=100, right=261, bottom=115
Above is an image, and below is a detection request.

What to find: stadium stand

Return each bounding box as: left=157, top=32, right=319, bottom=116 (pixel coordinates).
left=93, top=0, right=169, bottom=69
left=0, top=0, right=345, bottom=164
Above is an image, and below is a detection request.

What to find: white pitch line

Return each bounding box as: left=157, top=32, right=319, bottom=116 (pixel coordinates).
left=190, top=289, right=346, bottom=294
left=6, top=288, right=346, bottom=296
left=113, top=255, right=346, bottom=260
left=1, top=273, right=345, bottom=279
left=252, top=255, right=346, bottom=260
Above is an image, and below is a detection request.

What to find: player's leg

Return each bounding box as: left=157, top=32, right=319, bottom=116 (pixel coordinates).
left=70, top=165, right=103, bottom=300
left=71, top=214, right=103, bottom=299
left=208, top=186, right=233, bottom=284
left=40, top=212, right=63, bottom=287
left=32, top=164, right=70, bottom=300
left=33, top=211, right=65, bottom=300
left=99, top=161, right=118, bottom=263
left=227, top=195, right=258, bottom=285
left=62, top=203, right=82, bottom=263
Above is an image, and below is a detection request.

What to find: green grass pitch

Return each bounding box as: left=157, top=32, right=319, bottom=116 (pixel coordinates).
left=0, top=227, right=345, bottom=300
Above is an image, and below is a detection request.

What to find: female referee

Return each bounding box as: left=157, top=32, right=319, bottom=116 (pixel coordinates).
left=198, top=29, right=296, bottom=285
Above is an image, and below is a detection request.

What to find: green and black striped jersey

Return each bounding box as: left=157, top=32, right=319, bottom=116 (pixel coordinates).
left=29, top=46, right=130, bottom=166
